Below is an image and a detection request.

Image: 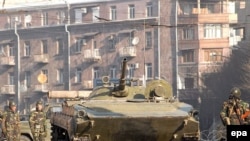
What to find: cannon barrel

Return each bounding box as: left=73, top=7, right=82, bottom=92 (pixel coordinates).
left=119, top=58, right=127, bottom=90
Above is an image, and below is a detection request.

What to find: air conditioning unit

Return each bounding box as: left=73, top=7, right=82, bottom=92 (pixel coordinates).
left=81, top=8, right=87, bottom=13
left=135, top=63, right=139, bottom=69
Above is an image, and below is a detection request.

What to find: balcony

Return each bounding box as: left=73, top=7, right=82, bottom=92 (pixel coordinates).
left=83, top=49, right=101, bottom=61
left=1, top=85, right=15, bottom=94
left=179, top=38, right=229, bottom=49
left=178, top=8, right=238, bottom=24
left=119, top=46, right=136, bottom=57
left=34, top=84, right=48, bottom=93
left=34, top=54, right=49, bottom=63
left=0, top=56, right=15, bottom=66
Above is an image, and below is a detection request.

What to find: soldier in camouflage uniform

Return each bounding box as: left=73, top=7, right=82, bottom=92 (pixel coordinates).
left=29, top=101, right=47, bottom=141
left=220, top=87, right=250, bottom=125
left=1, top=101, right=20, bottom=141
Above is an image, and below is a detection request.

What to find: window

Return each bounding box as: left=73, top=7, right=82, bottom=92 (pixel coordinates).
left=92, top=7, right=100, bottom=22
left=110, top=6, right=117, bottom=20
left=25, top=14, right=32, bottom=27
left=9, top=45, right=15, bottom=56
left=146, top=3, right=153, bottom=17
left=42, top=12, right=48, bottom=26
left=181, top=4, right=194, bottom=15
left=110, top=66, right=116, bottom=78
left=58, top=11, right=66, bottom=24
left=146, top=63, right=152, bottom=79
left=128, top=64, right=135, bottom=78
left=146, top=32, right=152, bottom=48
left=129, top=5, right=135, bottom=19
left=109, top=38, right=116, bottom=49
left=41, top=40, right=48, bottom=54
left=93, top=40, right=97, bottom=49
left=75, top=68, right=82, bottom=83
left=76, top=38, right=85, bottom=53
left=182, top=50, right=194, bottom=63
left=42, top=69, right=48, bottom=83
left=204, top=24, right=221, bottom=39
left=24, top=71, right=31, bottom=87
left=182, top=28, right=194, bottom=40
left=93, top=67, right=99, bottom=79
left=75, top=9, right=83, bottom=23
left=185, top=78, right=194, bottom=89
left=24, top=41, right=31, bottom=56
left=8, top=72, right=14, bottom=85
left=57, top=69, right=64, bottom=84
left=57, top=39, right=64, bottom=54
left=204, top=49, right=223, bottom=62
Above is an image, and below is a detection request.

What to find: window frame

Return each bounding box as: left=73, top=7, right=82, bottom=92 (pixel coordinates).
left=110, top=6, right=117, bottom=20
left=24, top=41, right=31, bottom=56
left=128, top=5, right=135, bottom=19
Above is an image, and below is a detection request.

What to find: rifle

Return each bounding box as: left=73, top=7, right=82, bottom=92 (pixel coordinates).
left=233, top=97, right=244, bottom=125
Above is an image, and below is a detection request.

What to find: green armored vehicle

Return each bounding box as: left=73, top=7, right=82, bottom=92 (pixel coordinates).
left=49, top=58, right=200, bottom=141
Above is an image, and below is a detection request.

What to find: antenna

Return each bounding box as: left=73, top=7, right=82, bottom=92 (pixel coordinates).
left=132, top=37, right=139, bottom=45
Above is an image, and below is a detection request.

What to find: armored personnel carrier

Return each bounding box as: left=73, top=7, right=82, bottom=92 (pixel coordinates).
left=49, top=58, right=200, bottom=141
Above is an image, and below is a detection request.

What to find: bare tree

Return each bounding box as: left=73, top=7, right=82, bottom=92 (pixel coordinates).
left=200, top=45, right=250, bottom=135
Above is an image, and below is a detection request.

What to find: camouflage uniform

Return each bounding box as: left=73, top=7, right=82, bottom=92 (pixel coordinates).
left=1, top=101, right=20, bottom=141
left=220, top=87, right=250, bottom=125
left=29, top=101, right=47, bottom=141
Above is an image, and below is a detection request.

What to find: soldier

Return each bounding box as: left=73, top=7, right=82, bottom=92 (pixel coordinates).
left=29, top=101, right=47, bottom=141
left=1, top=101, right=20, bottom=141
left=220, top=87, right=250, bottom=125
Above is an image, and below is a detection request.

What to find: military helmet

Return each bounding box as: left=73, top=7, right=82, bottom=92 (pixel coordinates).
left=9, top=101, right=16, bottom=107
left=230, top=87, right=241, bottom=98
left=36, top=101, right=43, bottom=106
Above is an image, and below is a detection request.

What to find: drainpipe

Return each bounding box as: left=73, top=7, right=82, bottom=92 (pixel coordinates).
left=158, top=0, right=161, bottom=79
left=65, top=0, right=71, bottom=90
left=14, top=22, right=21, bottom=113
left=65, top=25, right=70, bottom=90
left=197, top=0, right=200, bottom=14
left=176, top=0, right=179, bottom=100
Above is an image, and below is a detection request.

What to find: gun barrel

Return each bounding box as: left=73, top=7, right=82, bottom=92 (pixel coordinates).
left=119, top=58, right=127, bottom=90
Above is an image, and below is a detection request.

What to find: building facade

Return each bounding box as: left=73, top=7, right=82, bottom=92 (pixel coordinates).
left=0, top=0, right=244, bottom=113
left=0, top=0, right=175, bottom=113
left=177, top=0, right=244, bottom=99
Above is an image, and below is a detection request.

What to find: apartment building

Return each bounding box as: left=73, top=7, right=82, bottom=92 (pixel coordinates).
left=0, top=0, right=176, bottom=113
left=177, top=0, right=244, bottom=99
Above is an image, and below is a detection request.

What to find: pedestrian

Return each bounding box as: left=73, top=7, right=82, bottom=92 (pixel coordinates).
left=220, top=87, right=250, bottom=125
left=29, top=101, right=47, bottom=141
left=1, top=101, right=20, bottom=141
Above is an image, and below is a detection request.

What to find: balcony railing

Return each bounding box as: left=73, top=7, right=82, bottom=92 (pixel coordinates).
left=0, top=56, right=15, bottom=66
left=34, top=84, right=48, bottom=92
left=1, top=85, right=15, bottom=94
left=119, top=46, right=136, bottom=57
left=34, top=54, right=49, bottom=63
left=84, top=49, right=101, bottom=61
